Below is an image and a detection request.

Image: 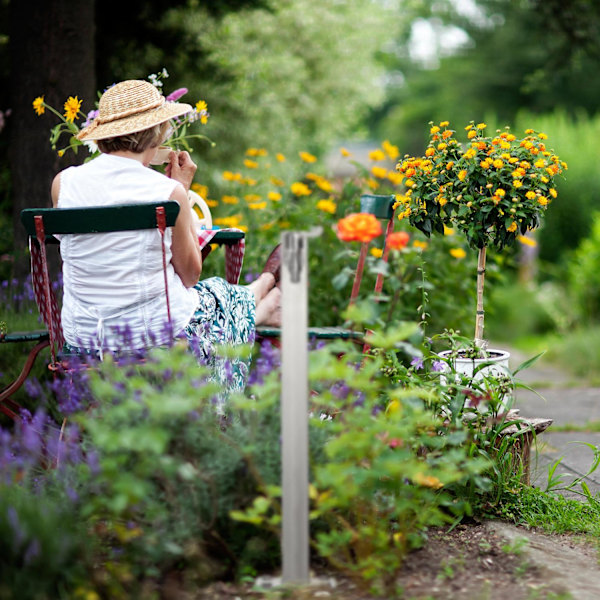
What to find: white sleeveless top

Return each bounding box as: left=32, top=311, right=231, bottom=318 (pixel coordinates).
left=57, top=153, right=198, bottom=352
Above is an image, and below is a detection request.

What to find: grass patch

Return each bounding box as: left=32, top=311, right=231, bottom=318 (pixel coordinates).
left=549, top=421, right=600, bottom=433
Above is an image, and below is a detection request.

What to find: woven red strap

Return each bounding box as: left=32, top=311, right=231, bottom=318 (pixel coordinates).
left=156, top=206, right=172, bottom=327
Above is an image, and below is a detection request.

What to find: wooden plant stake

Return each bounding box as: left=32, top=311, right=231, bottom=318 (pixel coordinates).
left=475, top=246, right=486, bottom=348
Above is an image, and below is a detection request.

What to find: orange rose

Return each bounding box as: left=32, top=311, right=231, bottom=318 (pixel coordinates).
left=336, top=213, right=383, bottom=243
left=387, top=231, right=410, bottom=250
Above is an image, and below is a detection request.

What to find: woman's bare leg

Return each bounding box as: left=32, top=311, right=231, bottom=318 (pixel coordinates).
left=255, top=287, right=281, bottom=327
left=246, top=273, right=276, bottom=304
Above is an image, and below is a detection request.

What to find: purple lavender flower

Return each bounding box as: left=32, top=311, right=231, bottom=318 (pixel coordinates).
left=410, top=356, right=424, bottom=370
left=166, top=87, right=188, bottom=102
left=431, top=360, right=445, bottom=372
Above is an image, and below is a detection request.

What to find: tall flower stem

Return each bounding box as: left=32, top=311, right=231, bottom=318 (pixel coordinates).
left=475, top=246, right=486, bottom=348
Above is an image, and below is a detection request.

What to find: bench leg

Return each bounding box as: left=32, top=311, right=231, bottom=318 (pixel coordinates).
left=0, top=339, right=50, bottom=419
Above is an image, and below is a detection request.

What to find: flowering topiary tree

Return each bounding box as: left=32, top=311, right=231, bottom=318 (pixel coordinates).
left=396, top=121, right=567, bottom=349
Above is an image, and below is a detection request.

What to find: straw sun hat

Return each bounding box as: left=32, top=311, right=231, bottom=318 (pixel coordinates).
left=77, top=79, right=193, bottom=141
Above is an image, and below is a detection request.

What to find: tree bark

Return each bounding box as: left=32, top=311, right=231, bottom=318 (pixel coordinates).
left=8, top=0, right=96, bottom=280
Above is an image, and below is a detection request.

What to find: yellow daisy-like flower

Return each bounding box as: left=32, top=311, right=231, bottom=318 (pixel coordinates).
left=367, top=178, right=379, bottom=190
left=526, top=191, right=537, bottom=200
left=437, top=142, right=447, bottom=151
left=425, top=147, right=435, bottom=157
left=340, top=147, right=351, bottom=157
left=246, top=147, right=267, bottom=157
left=476, top=122, right=486, bottom=129
left=268, top=191, right=282, bottom=202
left=467, top=129, right=477, bottom=139
left=537, top=196, right=549, bottom=206
left=493, top=159, right=504, bottom=169
left=463, top=148, right=476, bottom=160
left=276, top=153, right=286, bottom=162
left=457, top=169, right=468, bottom=181
left=549, top=188, right=557, bottom=198
left=63, top=96, right=82, bottom=122
left=370, top=247, right=383, bottom=258
left=369, top=149, right=386, bottom=161
left=248, top=202, right=267, bottom=210
left=387, top=171, right=404, bottom=185
left=316, top=199, right=337, bottom=214
left=244, top=194, right=262, bottom=203
left=513, top=180, right=523, bottom=188
left=517, top=235, right=537, bottom=247
left=413, top=239, right=428, bottom=250
left=507, top=221, right=517, bottom=232
left=270, top=176, right=285, bottom=187
left=222, top=195, right=239, bottom=204
left=414, top=472, right=443, bottom=489
left=191, top=183, right=209, bottom=198
left=32, top=95, right=45, bottom=116
left=371, top=166, right=388, bottom=179
left=450, top=248, right=466, bottom=259
left=223, top=171, right=243, bottom=182
left=439, top=120, right=449, bottom=127
left=430, top=125, right=440, bottom=134
left=291, top=182, right=311, bottom=196
left=195, top=100, right=207, bottom=113
left=495, top=188, right=506, bottom=197
left=525, top=128, right=534, bottom=134
left=242, top=177, right=257, bottom=186
left=443, top=225, right=454, bottom=236
left=299, top=151, right=317, bottom=163
left=382, top=140, right=399, bottom=160
left=315, top=177, right=333, bottom=193
left=206, top=200, right=219, bottom=208
left=243, top=159, right=259, bottom=169
left=534, top=159, right=546, bottom=168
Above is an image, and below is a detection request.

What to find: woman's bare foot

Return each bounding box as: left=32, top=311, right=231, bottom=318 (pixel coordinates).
left=247, top=272, right=276, bottom=304
left=255, top=287, right=281, bottom=327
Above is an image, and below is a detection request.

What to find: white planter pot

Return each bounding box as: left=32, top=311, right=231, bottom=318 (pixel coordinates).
left=438, top=349, right=513, bottom=412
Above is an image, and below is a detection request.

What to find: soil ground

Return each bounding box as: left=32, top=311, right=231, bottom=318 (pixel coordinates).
left=196, top=520, right=600, bottom=600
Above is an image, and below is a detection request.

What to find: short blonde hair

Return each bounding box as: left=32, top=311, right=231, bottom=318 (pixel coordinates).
left=97, top=122, right=170, bottom=154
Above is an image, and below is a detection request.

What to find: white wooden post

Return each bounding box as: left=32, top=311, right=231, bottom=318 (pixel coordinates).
left=281, top=230, right=310, bottom=584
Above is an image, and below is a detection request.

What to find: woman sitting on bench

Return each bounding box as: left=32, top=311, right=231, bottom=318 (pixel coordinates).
left=50, top=79, right=281, bottom=401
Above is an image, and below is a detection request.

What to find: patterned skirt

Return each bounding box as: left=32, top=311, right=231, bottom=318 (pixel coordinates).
left=183, top=277, right=256, bottom=406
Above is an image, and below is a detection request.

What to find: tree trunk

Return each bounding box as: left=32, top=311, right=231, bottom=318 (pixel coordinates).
left=8, top=0, right=96, bottom=280
left=475, top=246, right=486, bottom=347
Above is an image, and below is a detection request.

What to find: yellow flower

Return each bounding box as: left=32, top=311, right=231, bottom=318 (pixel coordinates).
left=413, top=239, right=428, bottom=250
left=525, top=128, right=534, bottom=134
left=495, top=188, right=506, bottom=197
left=246, top=147, right=267, bottom=157
left=340, top=147, right=351, bottom=157
left=437, top=142, right=447, bottom=151
left=457, top=169, right=467, bottom=181
left=382, top=140, right=399, bottom=160
left=480, top=160, right=491, bottom=169
left=367, top=178, right=379, bottom=190
left=493, top=159, right=504, bottom=169
left=443, top=225, right=454, bottom=236
left=195, top=100, right=207, bottom=113
left=371, top=166, right=388, bottom=179
left=549, top=188, right=557, bottom=198
left=440, top=120, right=449, bottom=127
left=414, top=472, right=443, bottom=489
left=526, top=191, right=537, bottom=200
left=243, top=178, right=257, bottom=186
left=248, top=202, right=267, bottom=210
left=537, top=196, right=549, bottom=206
left=387, top=171, right=404, bottom=185
left=539, top=132, right=548, bottom=139
left=222, top=195, right=239, bottom=205
left=370, top=247, right=383, bottom=258
left=476, top=122, right=487, bottom=129
left=32, top=95, right=45, bottom=116
left=299, top=151, right=317, bottom=163
left=223, top=171, right=243, bottom=182
left=191, top=183, right=209, bottom=198
left=315, top=177, right=333, bottom=193
left=276, top=153, right=286, bottom=162
left=57, top=149, right=65, bottom=157
left=534, top=159, right=546, bottom=168
left=268, top=191, right=282, bottom=202
left=450, top=248, right=466, bottom=259
left=517, top=235, right=537, bottom=247
left=369, top=149, right=386, bottom=161
left=464, top=148, right=476, bottom=159
left=430, top=125, right=440, bottom=134
left=425, top=147, right=435, bottom=157
left=512, top=180, right=523, bottom=188
left=316, top=199, right=337, bottom=214
left=290, top=182, right=311, bottom=196
left=206, top=199, right=219, bottom=208
left=467, top=129, right=477, bottom=139
left=270, top=176, right=285, bottom=187
left=507, top=221, right=517, bottom=232
left=214, top=215, right=242, bottom=227
left=244, top=194, right=262, bottom=203
left=243, top=159, right=259, bottom=169
left=63, top=96, right=82, bottom=122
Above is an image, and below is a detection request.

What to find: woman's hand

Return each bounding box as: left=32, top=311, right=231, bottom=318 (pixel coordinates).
left=165, top=150, right=197, bottom=192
